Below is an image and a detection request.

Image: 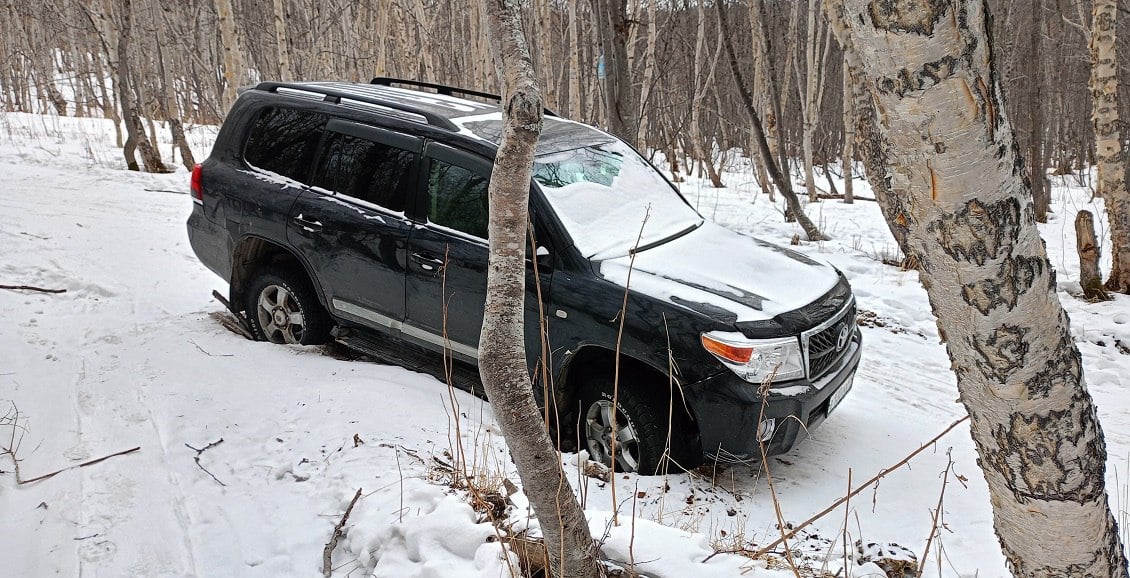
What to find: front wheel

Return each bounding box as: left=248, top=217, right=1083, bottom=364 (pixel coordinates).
left=245, top=267, right=331, bottom=345
left=577, top=376, right=701, bottom=475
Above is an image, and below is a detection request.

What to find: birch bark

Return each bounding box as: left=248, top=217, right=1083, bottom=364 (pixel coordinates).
left=214, top=0, right=243, bottom=110
left=1090, top=0, right=1130, bottom=292
left=836, top=1, right=1128, bottom=574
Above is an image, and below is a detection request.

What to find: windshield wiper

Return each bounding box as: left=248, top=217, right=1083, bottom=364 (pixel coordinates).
left=629, top=221, right=703, bottom=255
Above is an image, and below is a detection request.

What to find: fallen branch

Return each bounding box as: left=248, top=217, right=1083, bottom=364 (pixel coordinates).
left=0, top=284, right=66, bottom=294
left=817, top=193, right=877, bottom=202
left=702, top=416, right=969, bottom=563
left=211, top=290, right=255, bottom=339
left=18, top=446, right=141, bottom=485
left=323, top=487, right=363, bottom=578
left=186, top=438, right=226, bottom=486
left=748, top=416, right=969, bottom=559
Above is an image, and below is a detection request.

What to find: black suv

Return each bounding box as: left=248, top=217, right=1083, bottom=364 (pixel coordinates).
left=187, top=78, right=861, bottom=474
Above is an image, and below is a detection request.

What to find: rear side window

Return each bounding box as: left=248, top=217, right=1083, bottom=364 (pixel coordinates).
left=312, top=133, right=416, bottom=212
left=428, top=159, right=489, bottom=239
left=244, top=108, right=327, bottom=182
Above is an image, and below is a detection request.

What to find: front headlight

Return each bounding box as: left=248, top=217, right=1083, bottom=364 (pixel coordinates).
left=701, top=331, right=805, bottom=383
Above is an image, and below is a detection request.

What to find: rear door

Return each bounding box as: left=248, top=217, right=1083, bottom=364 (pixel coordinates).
left=226, top=106, right=328, bottom=251
left=287, top=119, right=421, bottom=327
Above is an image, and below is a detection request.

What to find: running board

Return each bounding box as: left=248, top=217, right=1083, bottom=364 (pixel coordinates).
left=332, top=326, right=485, bottom=397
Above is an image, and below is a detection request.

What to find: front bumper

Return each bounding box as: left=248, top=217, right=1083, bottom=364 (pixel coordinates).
left=683, top=330, right=861, bottom=461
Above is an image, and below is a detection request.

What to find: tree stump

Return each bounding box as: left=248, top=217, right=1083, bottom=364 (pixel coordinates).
left=1076, top=210, right=1111, bottom=300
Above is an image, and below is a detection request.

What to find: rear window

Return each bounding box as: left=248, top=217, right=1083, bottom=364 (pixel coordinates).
left=244, top=107, right=327, bottom=182
left=311, top=132, right=416, bottom=212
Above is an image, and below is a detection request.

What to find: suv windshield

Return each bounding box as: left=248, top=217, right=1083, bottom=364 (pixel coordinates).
left=533, top=140, right=703, bottom=259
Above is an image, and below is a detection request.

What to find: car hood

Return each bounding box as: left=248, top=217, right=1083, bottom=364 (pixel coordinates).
left=598, top=222, right=841, bottom=324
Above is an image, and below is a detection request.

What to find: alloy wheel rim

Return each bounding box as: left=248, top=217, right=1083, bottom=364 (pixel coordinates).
left=584, top=399, right=640, bottom=472
left=256, top=284, right=306, bottom=344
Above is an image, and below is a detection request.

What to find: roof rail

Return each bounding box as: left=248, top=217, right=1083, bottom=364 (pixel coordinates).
left=371, top=77, right=559, bottom=118
left=254, top=81, right=458, bottom=131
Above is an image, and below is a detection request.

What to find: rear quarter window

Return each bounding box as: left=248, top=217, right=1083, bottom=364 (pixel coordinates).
left=243, top=107, right=327, bottom=182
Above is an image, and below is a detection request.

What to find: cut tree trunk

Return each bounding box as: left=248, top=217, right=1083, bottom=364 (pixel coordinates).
left=1076, top=210, right=1110, bottom=301
left=836, top=1, right=1128, bottom=575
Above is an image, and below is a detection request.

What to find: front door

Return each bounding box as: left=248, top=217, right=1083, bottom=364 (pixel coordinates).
left=404, top=142, right=492, bottom=361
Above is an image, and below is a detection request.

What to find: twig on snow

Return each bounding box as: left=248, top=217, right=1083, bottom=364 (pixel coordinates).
left=0, top=284, right=66, bottom=294
left=186, top=438, right=226, bottom=486
left=189, top=339, right=233, bottom=357
left=18, top=446, right=141, bottom=485
left=323, top=487, right=363, bottom=578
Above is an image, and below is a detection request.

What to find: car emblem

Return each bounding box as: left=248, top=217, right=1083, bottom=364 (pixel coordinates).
left=835, top=323, right=851, bottom=351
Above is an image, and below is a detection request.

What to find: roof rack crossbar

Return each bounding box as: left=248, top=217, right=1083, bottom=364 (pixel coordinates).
left=255, top=81, right=459, bottom=131
left=370, top=77, right=560, bottom=118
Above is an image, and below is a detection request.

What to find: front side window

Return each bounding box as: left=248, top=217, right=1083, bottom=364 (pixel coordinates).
left=428, top=159, right=489, bottom=239
left=312, top=133, right=416, bottom=212
left=244, top=107, right=327, bottom=182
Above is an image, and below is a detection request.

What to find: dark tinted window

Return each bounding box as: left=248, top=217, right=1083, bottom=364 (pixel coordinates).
left=244, top=108, right=327, bottom=182
left=312, top=133, right=416, bottom=212
left=428, top=160, right=489, bottom=239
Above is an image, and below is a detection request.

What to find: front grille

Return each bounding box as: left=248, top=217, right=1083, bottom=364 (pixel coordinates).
left=804, top=302, right=856, bottom=380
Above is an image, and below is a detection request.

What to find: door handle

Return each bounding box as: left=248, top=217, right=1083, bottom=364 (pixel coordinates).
left=293, top=213, right=323, bottom=232
left=411, top=252, right=445, bottom=271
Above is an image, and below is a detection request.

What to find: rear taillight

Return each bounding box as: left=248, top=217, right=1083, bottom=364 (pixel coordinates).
left=190, top=164, right=203, bottom=204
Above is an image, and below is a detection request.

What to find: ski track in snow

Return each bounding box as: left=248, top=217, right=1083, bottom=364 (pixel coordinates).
left=1, top=112, right=1127, bottom=577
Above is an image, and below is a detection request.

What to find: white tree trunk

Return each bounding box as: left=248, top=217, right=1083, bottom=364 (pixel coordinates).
left=837, top=1, right=1128, bottom=575
left=272, top=0, right=291, bottom=81
left=480, top=1, right=602, bottom=577
left=1090, top=0, right=1130, bottom=292
left=841, top=63, right=854, bottom=204
left=213, top=0, right=243, bottom=109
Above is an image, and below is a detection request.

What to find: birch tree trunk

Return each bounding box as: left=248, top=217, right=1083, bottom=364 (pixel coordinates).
left=689, top=0, right=723, bottom=188
left=841, top=63, right=854, bottom=204
left=272, top=0, right=292, bottom=81
left=824, top=0, right=911, bottom=256
left=1091, top=0, right=1130, bottom=293
left=480, top=1, right=603, bottom=577
left=836, top=1, right=1128, bottom=575
left=567, top=0, right=583, bottom=119
left=214, top=0, right=243, bottom=110
left=635, top=0, right=658, bottom=147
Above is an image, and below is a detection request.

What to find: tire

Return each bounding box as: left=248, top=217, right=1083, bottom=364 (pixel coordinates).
left=244, top=267, right=331, bottom=345
left=577, top=376, right=702, bottom=475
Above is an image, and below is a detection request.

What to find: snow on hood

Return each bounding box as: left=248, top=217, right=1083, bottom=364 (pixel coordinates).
left=599, top=222, right=839, bottom=323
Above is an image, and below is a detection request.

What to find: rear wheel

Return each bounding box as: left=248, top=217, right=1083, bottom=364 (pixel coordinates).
left=245, top=267, right=331, bottom=345
left=577, top=376, right=701, bottom=474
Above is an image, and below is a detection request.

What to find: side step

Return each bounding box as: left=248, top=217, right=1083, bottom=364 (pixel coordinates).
left=332, top=326, right=485, bottom=397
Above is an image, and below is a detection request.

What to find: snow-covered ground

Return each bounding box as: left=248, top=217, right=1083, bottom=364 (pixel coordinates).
left=1, top=111, right=1127, bottom=577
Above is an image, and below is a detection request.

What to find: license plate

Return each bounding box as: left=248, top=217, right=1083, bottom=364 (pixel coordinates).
left=828, top=372, right=854, bottom=413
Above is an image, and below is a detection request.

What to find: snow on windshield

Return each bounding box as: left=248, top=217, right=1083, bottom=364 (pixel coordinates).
left=533, top=141, right=702, bottom=259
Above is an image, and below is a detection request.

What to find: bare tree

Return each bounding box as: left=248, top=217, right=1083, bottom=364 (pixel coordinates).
left=480, top=1, right=603, bottom=577
left=591, top=0, right=637, bottom=146
left=834, top=1, right=1128, bottom=575
left=717, top=0, right=825, bottom=241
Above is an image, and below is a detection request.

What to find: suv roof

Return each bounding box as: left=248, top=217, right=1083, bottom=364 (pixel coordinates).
left=247, top=78, right=613, bottom=155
